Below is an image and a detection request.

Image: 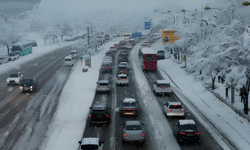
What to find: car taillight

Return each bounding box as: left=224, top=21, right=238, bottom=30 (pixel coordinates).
left=168, top=109, right=172, bottom=111
left=174, top=105, right=177, bottom=106
left=180, top=109, right=184, bottom=111
left=117, top=78, right=120, bottom=80
left=142, top=133, right=145, bottom=137
left=123, top=133, right=126, bottom=137
left=106, top=114, right=109, bottom=118
left=125, top=78, right=128, bottom=80
left=89, top=114, right=92, bottom=118
left=180, top=132, right=186, bottom=135
left=195, top=132, right=200, bottom=135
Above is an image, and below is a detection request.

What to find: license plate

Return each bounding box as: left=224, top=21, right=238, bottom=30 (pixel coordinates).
left=24, top=87, right=29, bottom=90
left=186, top=134, right=194, bottom=136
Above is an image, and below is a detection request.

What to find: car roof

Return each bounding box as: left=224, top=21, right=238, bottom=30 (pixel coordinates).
left=81, top=138, right=100, bottom=145
left=156, top=80, right=170, bottom=84
left=118, top=74, right=127, bottom=77
left=65, top=56, right=72, bottom=59
left=125, top=120, right=141, bottom=125
left=123, top=98, right=135, bottom=103
left=179, top=120, right=196, bottom=125
left=92, top=104, right=106, bottom=110
left=70, top=50, right=77, bottom=52
left=120, top=62, right=128, bottom=64
left=98, top=80, right=109, bottom=83
left=168, top=102, right=182, bottom=105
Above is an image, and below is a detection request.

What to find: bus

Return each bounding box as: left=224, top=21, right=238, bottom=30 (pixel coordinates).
left=11, top=40, right=37, bottom=56
left=139, top=48, right=157, bottom=71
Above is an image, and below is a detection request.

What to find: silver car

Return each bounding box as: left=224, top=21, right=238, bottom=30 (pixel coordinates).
left=163, top=102, right=185, bottom=118
left=122, top=120, right=145, bottom=144
left=153, top=80, right=172, bottom=96
left=96, top=80, right=111, bottom=93
left=116, top=74, right=129, bottom=86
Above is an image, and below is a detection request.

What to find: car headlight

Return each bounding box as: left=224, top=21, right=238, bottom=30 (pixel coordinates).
left=30, top=86, right=33, bottom=89
left=15, top=79, right=19, bottom=83
left=20, top=86, right=23, bottom=90
left=6, top=79, right=10, bottom=83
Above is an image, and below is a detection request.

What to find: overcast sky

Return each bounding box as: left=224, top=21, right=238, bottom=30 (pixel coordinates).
left=36, top=0, right=230, bottom=17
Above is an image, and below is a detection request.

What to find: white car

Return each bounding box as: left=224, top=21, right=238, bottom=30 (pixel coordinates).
left=153, top=80, right=172, bottom=95
left=109, top=46, right=117, bottom=52
left=163, top=102, right=185, bottom=117
left=78, top=137, right=104, bottom=150
left=8, top=52, right=20, bottom=61
left=6, top=72, right=23, bottom=85
left=116, top=74, right=129, bottom=85
left=64, top=56, right=73, bottom=66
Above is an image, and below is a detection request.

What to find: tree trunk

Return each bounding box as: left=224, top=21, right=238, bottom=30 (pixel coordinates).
left=242, top=80, right=249, bottom=114
left=211, top=75, right=216, bottom=90
left=231, top=85, right=235, bottom=105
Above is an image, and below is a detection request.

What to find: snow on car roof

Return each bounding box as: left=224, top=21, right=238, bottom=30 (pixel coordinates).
left=70, top=50, right=77, bottom=52
left=65, top=56, right=72, bottom=59
left=168, top=102, right=182, bottom=105
left=179, top=120, right=196, bottom=125
left=126, top=120, right=140, bottom=125
left=92, top=104, right=106, bottom=110
left=123, top=98, right=136, bottom=103
left=98, top=80, right=109, bottom=83
left=118, top=74, right=127, bottom=77
left=141, top=48, right=156, bottom=54
left=81, top=137, right=99, bottom=145
left=156, top=80, right=170, bottom=84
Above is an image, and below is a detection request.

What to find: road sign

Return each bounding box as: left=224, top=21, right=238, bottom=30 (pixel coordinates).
left=162, top=30, right=179, bottom=43
left=131, top=32, right=142, bottom=38
left=144, top=21, right=151, bottom=30
left=80, top=56, right=83, bottom=60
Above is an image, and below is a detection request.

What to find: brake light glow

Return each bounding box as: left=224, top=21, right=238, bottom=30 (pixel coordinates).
left=89, top=114, right=92, bottom=118
left=180, top=132, right=186, bottom=135
left=125, top=78, right=128, bottom=80
left=106, top=114, right=109, bottom=118
left=123, top=133, right=126, bottom=137
left=180, top=109, right=184, bottom=111
left=195, top=132, right=200, bottom=135
left=142, top=133, right=145, bottom=137
left=174, top=105, right=177, bottom=106
left=117, top=78, right=120, bottom=80
left=168, top=109, right=172, bottom=111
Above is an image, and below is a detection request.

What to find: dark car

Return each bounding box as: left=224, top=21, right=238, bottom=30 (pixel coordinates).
left=117, top=65, right=128, bottom=74
left=121, top=98, right=137, bottom=116
left=173, top=119, right=200, bottom=144
left=157, top=50, right=165, bottom=60
left=20, top=78, right=38, bottom=92
left=88, top=104, right=110, bottom=126
left=100, top=62, right=112, bottom=73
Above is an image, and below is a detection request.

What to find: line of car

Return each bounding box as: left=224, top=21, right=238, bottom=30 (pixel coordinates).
left=79, top=35, right=201, bottom=149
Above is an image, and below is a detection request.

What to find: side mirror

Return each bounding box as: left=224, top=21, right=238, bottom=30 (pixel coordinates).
left=89, top=107, right=92, bottom=109
left=101, top=141, right=105, bottom=143
left=78, top=141, right=81, bottom=144
left=96, top=82, right=98, bottom=84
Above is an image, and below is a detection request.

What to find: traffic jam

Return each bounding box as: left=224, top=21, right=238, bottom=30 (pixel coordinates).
left=78, top=34, right=224, bottom=150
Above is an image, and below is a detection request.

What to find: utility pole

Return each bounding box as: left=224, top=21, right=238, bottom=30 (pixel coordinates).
left=87, top=26, right=89, bottom=45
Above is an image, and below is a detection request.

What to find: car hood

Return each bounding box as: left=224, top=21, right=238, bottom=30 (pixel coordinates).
left=7, top=77, right=19, bottom=80
left=20, top=83, right=33, bottom=87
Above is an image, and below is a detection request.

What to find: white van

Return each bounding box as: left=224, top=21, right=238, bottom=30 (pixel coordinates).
left=70, top=50, right=77, bottom=59
left=64, top=56, right=73, bottom=66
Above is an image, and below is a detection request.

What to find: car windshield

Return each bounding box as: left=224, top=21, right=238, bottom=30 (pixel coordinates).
left=119, top=76, right=127, bottom=79
left=126, top=125, right=142, bottom=130
left=81, top=145, right=99, bottom=150
left=65, top=58, right=72, bottom=61
left=181, top=125, right=197, bottom=130
left=9, top=53, right=16, bottom=56
left=169, top=105, right=182, bottom=109
left=9, top=74, right=18, bottom=77
left=118, top=66, right=126, bottom=69
left=157, top=83, right=170, bottom=87
left=22, top=79, right=33, bottom=84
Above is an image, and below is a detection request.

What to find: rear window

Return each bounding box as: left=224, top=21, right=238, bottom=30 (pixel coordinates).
left=98, top=82, right=109, bottom=86
left=157, top=83, right=170, bottom=87
left=81, top=145, right=99, bottom=149
left=180, top=125, right=197, bottom=130
left=169, top=105, right=182, bottom=109
left=120, top=76, right=127, bottom=79
left=123, top=102, right=135, bottom=107
left=22, top=79, right=33, bottom=84
left=126, top=125, right=142, bottom=130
